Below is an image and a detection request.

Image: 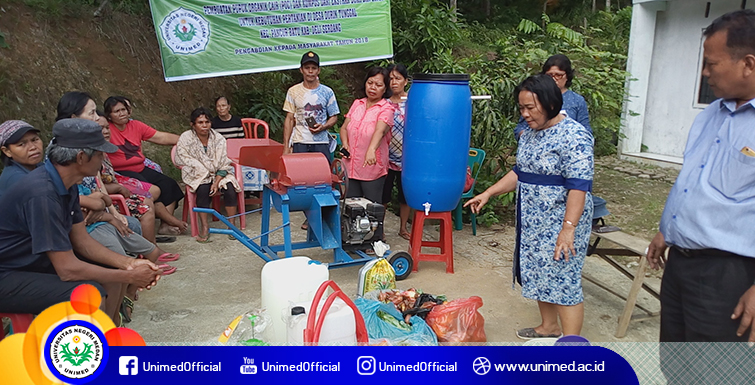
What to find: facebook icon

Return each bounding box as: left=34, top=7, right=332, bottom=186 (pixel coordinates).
left=119, top=356, right=138, bottom=375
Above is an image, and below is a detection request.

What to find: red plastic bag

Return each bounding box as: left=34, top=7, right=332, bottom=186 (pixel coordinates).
left=425, top=296, right=486, bottom=343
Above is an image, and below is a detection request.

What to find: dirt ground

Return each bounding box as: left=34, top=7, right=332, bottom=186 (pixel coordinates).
left=124, top=157, right=670, bottom=384
left=127, top=205, right=663, bottom=345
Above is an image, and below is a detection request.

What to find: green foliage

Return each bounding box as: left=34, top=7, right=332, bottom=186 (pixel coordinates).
left=391, top=0, right=463, bottom=71
left=233, top=71, right=296, bottom=141
left=391, top=6, right=632, bottom=227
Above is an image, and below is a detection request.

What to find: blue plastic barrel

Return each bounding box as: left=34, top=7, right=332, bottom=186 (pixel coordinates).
left=402, top=74, right=472, bottom=212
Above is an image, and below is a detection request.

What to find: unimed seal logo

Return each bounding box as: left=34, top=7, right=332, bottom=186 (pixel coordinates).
left=44, top=320, right=109, bottom=384
left=159, top=7, right=211, bottom=55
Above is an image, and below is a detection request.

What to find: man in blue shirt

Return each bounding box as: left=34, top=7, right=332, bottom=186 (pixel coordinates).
left=0, top=118, right=161, bottom=325
left=645, top=3, right=755, bottom=348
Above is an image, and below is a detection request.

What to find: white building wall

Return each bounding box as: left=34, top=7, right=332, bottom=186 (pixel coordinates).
left=621, top=0, right=754, bottom=164
left=642, top=0, right=749, bottom=157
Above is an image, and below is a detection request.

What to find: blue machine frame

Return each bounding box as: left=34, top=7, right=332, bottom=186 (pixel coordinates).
left=194, top=183, right=380, bottom=269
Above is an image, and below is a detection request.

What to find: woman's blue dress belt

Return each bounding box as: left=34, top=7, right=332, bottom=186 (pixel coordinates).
left=513, top=166, right=592, bottom=192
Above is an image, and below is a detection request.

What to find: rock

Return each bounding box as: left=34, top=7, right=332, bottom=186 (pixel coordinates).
left=627, top=170, right=642, bottom=176
left=613, top=167, right=623, bottom=171
left=638, top=174, right=651, bottom=179
left=627, top=261, right=639, bottom=268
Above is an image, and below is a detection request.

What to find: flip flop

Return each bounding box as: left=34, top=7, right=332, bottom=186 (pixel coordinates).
left=157, top=253, right=180, bottom=262
left=516, top=327, right=563, bottom=340
left=120, top=297, right=134, bottom=323
left=156, top=236, right=176, bottom=243
left=399, top=231, right=411, bottom=241
left=196, top=234, right=213, bottom=243
left=159, top=264, right=177, bottom=275
left=301, top=220, right=309, bottom=230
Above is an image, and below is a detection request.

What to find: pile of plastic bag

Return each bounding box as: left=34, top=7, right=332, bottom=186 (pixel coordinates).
left=360, top=289, right=487, bottom=344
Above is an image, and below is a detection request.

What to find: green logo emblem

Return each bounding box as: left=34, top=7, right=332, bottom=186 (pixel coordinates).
left=173, top=21, right=197, bottom=42
left=60, top=338, right=94, bottom=367
left=160, top=8, right=211, bottom=55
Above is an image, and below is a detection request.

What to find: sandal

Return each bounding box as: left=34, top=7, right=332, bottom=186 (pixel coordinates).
left=157, top=253, right=180, bottom=262
left=301, top=220, right=309, bottom=230
left=121, top=297, right=134, bottom=323
left=228, top=234, right=236, bottom=240
left=516, top=327, right=563, bottom=340
left=399, top=231, right=411, bottom=241
left=159, top=264, right=177, bottom=275
left=196, top=234, right=212, bottom=243
left=156, top=236, right=176, bottom=243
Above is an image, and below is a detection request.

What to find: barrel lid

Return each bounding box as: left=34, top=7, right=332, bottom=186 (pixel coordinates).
left=412, top=73, right=470, bottom=81
left=291, top=306, right=306, bottom=316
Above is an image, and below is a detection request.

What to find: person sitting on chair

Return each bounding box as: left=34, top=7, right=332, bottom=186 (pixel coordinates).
left=174, top=107, right=241, bottom=243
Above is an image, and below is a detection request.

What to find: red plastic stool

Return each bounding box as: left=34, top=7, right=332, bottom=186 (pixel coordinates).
left=409, top=211, right=454, bottom=273
left=0, top=313, right=34, bottom=340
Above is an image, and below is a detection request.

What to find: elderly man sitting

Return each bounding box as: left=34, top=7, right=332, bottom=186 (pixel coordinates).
left=0, top=118, right=162, bottom=325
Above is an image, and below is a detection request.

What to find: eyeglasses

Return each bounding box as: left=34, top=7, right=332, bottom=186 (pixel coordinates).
left=546, top=72, right=567, bottom=80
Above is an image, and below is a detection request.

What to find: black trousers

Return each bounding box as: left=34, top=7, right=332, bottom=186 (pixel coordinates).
left=660, top=246, right=755, bottom=384
left=382, top=169, right=406, bottom=205
left=0, top=263, right=105, bottom=314
left=292, top=143, right=330, bottom=160
left=346, top=176, right=386, bottom=204
left=195, top=182, right=237, bottom=208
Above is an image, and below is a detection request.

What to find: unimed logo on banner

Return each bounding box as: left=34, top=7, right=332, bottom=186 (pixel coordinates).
left=159, top=7, right=210, bottom=55
left=119, top=356, right=139, bottom=375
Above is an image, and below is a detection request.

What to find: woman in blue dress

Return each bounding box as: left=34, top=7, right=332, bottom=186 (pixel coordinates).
left=466, top=74, right=594, bottom=339
left=514, top=54, right=591, bottom=138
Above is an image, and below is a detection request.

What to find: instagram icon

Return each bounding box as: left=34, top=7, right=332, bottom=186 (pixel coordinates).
left=357, top=356, right=376, bottom=375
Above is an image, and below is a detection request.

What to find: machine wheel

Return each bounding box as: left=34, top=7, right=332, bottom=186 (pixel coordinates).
left=389, top=251, right=413, bottom=281
left=331, top=158, right=349, bottom=199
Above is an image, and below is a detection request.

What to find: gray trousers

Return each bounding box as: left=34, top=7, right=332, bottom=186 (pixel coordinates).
left=89, top=222, right=155, bottom=257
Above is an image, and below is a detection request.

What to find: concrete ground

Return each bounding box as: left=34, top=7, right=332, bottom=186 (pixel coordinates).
left=129, top=204, right=661, bottom=345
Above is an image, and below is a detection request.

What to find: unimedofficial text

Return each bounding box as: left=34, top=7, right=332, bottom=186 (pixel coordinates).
left=262, top=361, right=341, bottom=372
left=142, top=362, right=221, bottom=372
left=380, top=361, right=457, bottom=372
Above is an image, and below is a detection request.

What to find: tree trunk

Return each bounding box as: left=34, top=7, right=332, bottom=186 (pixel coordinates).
left=592, top=0, right=597, bottom=12
left=450, top=0, right=457, bottom=22
left=485, top=0, right=490, bottom=18
left=605, top=0, right=611, bottom=11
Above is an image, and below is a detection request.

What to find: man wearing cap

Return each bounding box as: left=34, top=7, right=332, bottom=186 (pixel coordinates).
left=283, top=51, right=340, bottom=229
left=0, top=120, right=44, bottom=197
left=0, top=118, right=161, bottom=324
left=282, top=51, right=340, bottom=159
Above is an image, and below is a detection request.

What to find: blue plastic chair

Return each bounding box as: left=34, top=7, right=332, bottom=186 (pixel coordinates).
left=453, top=148, right=486, bottom=235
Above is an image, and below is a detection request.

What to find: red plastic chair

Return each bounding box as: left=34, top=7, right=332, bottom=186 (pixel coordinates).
left=0, top=313, right=34, bottom=340
left=239, top=118, right=270, bottom=207
left=171, top=146, right=246, bottom=237
left=302, top=280, right=368, bottom=346
left=109, top=194, right=131, bottom=216
left=241, top=118, right=270, bottom=139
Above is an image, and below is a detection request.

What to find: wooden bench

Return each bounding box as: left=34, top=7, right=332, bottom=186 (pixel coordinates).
left=585, top=230, right=661, bottom=338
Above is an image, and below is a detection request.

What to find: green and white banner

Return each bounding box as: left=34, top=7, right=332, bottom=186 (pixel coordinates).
left=148, top=0, right=394, bottom=82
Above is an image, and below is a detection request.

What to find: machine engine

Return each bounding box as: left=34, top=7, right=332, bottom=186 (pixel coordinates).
left=342, top=197, right=385, bottom=245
